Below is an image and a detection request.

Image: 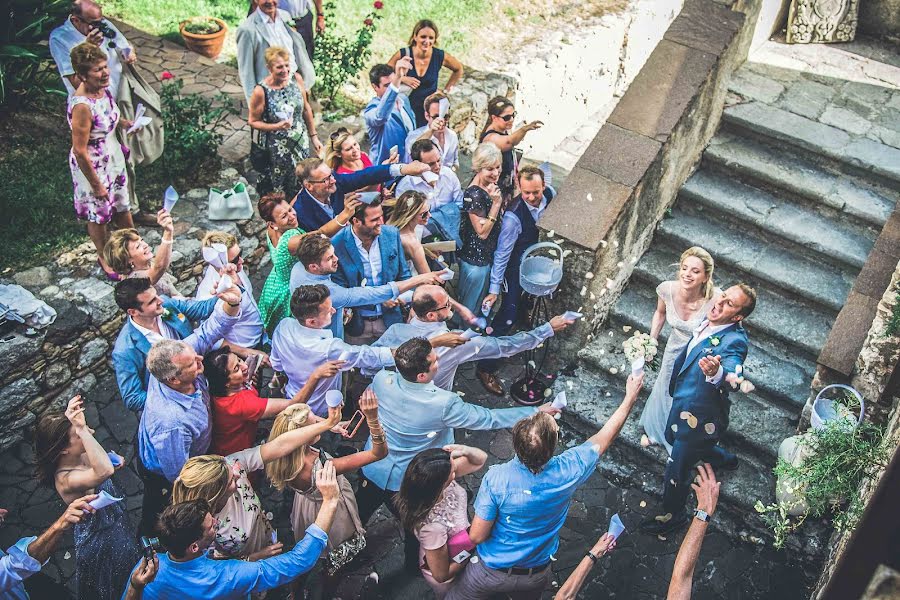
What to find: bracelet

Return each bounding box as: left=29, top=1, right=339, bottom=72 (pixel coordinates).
left=586, top=550, right=599, bottom=563
left=487, top=215, right=497, bottom=223
left=371, top=434, right=386, bottom=444
left=335, top=218, right=348, bottom=227
left=226, top=302, right=240, bottom=307
left=160, top=238, right=173, bottom=244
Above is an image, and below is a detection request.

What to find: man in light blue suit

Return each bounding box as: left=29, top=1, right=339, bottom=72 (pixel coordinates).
left=355, top=337, right=560, bottom=571
left=289, top=233, right=443, bottom=339
left=111, top=278, right=219, bottom=412
left=331, top=198, right=412, bottom=344
left=364, top=57, right=416, bottom=165
left=641, top=284, right=756, bottom=537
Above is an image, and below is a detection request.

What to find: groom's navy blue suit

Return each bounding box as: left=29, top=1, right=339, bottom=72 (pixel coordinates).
left=661, top=320, right=748, bottom=516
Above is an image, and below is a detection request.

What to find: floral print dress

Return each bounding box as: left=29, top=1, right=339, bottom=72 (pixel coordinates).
left=66, top=89, right=130, bottom=224
left=257, top=78, right=310, bottom=202
left=212, top=446, right=276, bottom=560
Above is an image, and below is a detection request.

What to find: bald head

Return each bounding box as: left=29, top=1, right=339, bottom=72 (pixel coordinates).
left=72, top=0, right=101, bottom=19
left=411, top=285, right=451, bottom=322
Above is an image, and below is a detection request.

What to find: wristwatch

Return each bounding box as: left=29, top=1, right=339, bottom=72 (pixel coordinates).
left=694, top=509, right=711, bottom=523
left=585, top=550, right=599, bottom=563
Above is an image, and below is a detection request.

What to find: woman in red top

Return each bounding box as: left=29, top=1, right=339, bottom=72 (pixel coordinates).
left=204, top=348, right=343, bottom=456
left=325, top=128, right=373, bottom=175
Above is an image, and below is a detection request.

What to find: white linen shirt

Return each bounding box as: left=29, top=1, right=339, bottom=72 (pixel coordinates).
left=489, top=197, right=548, bottom=295
left=195, top=266, right=266, bottom=348
left=351, top=229, right=383, bottom=317
left=49, top=17, right=131, bottom=98
left=129, top=316, right=178, bottom=346
left=395, top=166, right=463, bottom=211
left=404, top=126, right=460, bottom=168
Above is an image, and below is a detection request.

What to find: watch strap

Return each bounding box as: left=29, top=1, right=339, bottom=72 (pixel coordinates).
left=694, top=509, right=711, bottom=522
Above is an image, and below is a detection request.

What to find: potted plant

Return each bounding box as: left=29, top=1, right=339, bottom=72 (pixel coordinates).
left=179, top=17, right=227, bottom=59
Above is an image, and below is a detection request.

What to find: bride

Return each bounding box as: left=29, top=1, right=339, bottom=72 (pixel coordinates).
left=639, top=246, right=719, bottom=454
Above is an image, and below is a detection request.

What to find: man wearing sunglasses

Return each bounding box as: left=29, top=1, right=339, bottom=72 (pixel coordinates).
left=395, top=138, right=464, bottom=246
left=404, top=92, right=459, bottom=170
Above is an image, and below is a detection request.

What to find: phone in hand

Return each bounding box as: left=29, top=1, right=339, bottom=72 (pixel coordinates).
left=345, top=410, right=366, bottom=438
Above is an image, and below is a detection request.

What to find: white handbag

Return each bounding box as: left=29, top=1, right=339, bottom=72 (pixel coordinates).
left=208, top=182, right=253, bottom=220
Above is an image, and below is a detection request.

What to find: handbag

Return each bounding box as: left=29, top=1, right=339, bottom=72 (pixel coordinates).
left=208, top=182, right=254, bottom=220
left=249, top=86, right=270, bottom=173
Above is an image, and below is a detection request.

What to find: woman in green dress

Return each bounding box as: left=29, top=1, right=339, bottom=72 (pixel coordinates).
left=257, top=192, right=360, bottom=333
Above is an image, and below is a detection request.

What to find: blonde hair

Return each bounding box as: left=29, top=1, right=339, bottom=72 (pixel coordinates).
left=264, top=46, right=291, bottom=68
left=103, top=228, right=142, bottom=275
left=679, top=246, right=715, bottom=299
left=471, top=142, right=501, bottom=172
left=70, top=42, right=107, bottom=77
left=202, top=231, right=238, bottom=249
left=387, top=191, right=428, bottom=230
left=325, top=129, right=356, bottom=171
left=172, top=455, right=232, bottom=511
left=265, top=404, right=313, bottom=490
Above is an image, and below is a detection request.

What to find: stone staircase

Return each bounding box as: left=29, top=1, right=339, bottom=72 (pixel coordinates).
left=557, top=99, right=899, bottom=550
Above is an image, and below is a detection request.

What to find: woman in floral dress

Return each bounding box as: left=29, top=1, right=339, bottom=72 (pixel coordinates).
left=67, top=42, right=134, bottom=280
left=248, top=46, right=323, bottom=202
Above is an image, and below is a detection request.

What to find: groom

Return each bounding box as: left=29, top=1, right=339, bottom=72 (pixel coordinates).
left=640, top=283, right=756, bottom=536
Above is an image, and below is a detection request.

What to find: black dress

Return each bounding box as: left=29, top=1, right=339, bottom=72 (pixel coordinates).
left=400, top=46, right=445, bottom=128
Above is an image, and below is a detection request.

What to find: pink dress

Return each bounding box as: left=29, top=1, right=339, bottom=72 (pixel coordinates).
left=415, top=481, right=470, bottom=599
left=66, top=89, right=130, bottom=224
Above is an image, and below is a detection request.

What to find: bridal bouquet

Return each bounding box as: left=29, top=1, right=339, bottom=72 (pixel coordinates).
left=622, top=331, right=659, bottom=375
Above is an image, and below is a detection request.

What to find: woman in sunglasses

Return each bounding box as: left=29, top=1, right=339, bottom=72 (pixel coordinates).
left=387, top=190, right=433, bottom=276
left=480, top=96, right=542, bottom=201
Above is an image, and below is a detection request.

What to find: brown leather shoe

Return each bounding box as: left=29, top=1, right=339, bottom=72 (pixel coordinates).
left=477, top=371, right=505, bottom=396
left=133, top=210, right=160, bottom=227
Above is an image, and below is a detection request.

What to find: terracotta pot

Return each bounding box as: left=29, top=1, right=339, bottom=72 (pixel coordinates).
left=179, top=17, right=228, bottom=59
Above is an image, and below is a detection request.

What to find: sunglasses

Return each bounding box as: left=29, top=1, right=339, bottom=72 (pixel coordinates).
left=229, top=250, right=243, bottom=265
left=420, top=209, right=431, bottom=218
left=500, top=112, right=517, bottom=122
left=330, top=127, right=350, bottom=141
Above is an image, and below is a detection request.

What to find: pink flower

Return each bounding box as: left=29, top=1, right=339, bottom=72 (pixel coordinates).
left=161, top=71, right=174, bottom=80
left=373, top=1, right=383, bottom=8
left=364, top=18, right=373, bottom=26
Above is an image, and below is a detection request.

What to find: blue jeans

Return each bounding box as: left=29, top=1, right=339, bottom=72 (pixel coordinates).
left=458, top=260, right=491, bottom=317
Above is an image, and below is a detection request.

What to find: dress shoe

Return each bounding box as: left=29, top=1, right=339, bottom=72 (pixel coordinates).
left=639, top=511, right=689, bottom=536
left=133, top=210, right=160, bottom=227
left=709, top=446, right=739, bottom=471
left=477, top=371, right=505, bottom=396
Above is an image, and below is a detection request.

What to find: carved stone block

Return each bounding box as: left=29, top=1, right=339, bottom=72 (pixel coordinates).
left=787, top=0, right=858, bottom=43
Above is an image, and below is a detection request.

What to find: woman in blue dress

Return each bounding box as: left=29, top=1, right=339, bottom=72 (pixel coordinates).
left=387, top=20, right=464, bottom=127
left=34, top=395, right=141, bottom=600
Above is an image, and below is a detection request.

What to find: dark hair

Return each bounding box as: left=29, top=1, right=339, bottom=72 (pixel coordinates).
left=736, top=283, right=757, bottom=318
left=203, top=348, right=233, bottom=397
left=296, top=233, right=332, bottom=268
left=257, top=192, right=287, bottom=223
left=369, top=64, right=394, bottom=86
left=33, top=411, right=72, bottom=486
left=481, top=96, right=514, bottom=138
left=411, top=288, right=441, bottom=317
left=408, top=19, right=439, bottom=47
left=290, top=284, right=331, bottom=323
left=157, top=499, right=211, bottom=558
left=512, top=413, right=558, bottom=474
left=518, top=165, right=544, bottom=184
left=351, top=198, right=382, bottom=225
left=423, top=91, right=447, bottom=116
left=394, top=448, right=452, bottom=531
left=114, top=277, right=153, bottom=312
left=410, top=138, right=437, bottom=161
left=394, top=337, right=433, bottom=382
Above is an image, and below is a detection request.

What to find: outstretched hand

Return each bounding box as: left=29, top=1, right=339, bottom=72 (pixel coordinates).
left=698, top=355, right=721, bottom=377
left=693, top=463, right=720, bottom=516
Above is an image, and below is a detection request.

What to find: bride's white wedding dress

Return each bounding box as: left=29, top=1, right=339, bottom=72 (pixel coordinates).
left=639, top=281, right=719, bottom=455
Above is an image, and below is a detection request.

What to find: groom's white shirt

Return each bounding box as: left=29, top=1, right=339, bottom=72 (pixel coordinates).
left=686, top=320, right=733, bottom=385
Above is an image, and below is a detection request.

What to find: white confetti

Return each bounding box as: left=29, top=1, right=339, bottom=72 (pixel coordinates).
left=599, top=349, right=606, bottom=355
left=605, top=391, right=611, bottom=397
left=426, top=431, right=438, bottom=438
left=586, top=193, right=593, bottom=202
left=605, top=278, right=615, bottom=289
left=562, top=249, right=573, bottom=258
left=360, top=278, right=368, bottom=287
left=735, top=364, right=744, bottom=374
left=528, top=360, right=536, bottom=369
left=64, top=551, right=71, bottom=560
left=266, top=512, right=274, bottom=521
left=386, top=376, right=394, bottom=385
left=613, top=240, right=619, bottom=247
left=544, top=388, right=553, bottom=397
left=523, top=490, right=532, bottom=495
left=640, top=500, right=647, bottom=507
left=671, top=424, right=678, bottom=432
left=600, top=240, right=608, bottom=248
left=367, top=572, right=380, bottom=584
left=458, top=391, right=466, bottom=397
left=608, top=331, right=614, bottom=337
left=547, top=230, right=555, bottom=238
left=506, top=516, right=512, bottom=523
left=622, top=325, right=632, bottom=332
left=640, top=434, right=650, bottom=447
left=609, top=367, right=618, bottom=375
left=585, top=272, right=594, bottom=279
left=406, top=197, right=414, bottom=206
left=580, top=286, right=587, bottom=297
left=566, top=380, right=574, bottom=389
left=589, top=293, right=596, bottom=300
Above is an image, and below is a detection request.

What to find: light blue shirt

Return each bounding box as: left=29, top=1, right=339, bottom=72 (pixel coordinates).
left=127, top=524, right=328, bottom=600
left=369, top=318, right=554, bottom=390
left=361, top=369, right=536, bottom=491
left=404, top=125, right=460, bottom=168
left=364, top=84, right=415, bottom=164
left=195, top=267, right=267, bottom=348
left=269, top=319, right=394, bottom=416
left=138, top=304, right=239, bottom=481
left=277, top=0, right=310, bottom=18
left=489, top=197, right=547, bottom=295
left=0, top=537, right=40, bottom=599
left=288, top=266, right=399, bottom=339
left=474, top=441, right=600, bottom=569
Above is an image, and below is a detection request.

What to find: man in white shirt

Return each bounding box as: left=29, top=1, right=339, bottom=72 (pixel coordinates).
left=403, top=92, right=460, bottom=169
left=278, top=0, right=325, bottom=60
left=395, top=138, right=463, bottom=246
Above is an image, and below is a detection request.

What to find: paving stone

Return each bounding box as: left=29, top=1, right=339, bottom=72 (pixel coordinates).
left=729, top=69, right=786, bottom=104
left=775, top=77, right=835, bottom=120
left=820, top=104, right=873, bottom=136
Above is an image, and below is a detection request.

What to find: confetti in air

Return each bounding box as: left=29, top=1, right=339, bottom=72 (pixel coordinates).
left=585, top=272, right=594, bottom=279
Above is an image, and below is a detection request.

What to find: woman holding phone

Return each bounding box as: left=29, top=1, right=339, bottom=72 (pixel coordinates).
left=395, top=444, right=487, bottom=598
left=266, top=389, right=388, bottom=598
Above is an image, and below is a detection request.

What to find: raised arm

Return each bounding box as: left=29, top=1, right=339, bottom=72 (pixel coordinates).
left=483, top=121, right=542, bottom=152
left=146, top=211, right=175, bottom=285
left=332, top=388, right=388, bottom=473
left=444, top=444, right=487, bottom=478
left=262, top=360, right=343, bottom=418
left=185, top=285, right=243, bottom=355
left=667, top=464, right=720, bottom=600
left=57, top=397, right=115, bottom=498
left=259, top=406, right=341, bottom=463
left=554, top=533, right=615, bottom=600
left=586, top=373, right=643, bottom=454
left=442, top=394, right=536, bottom=431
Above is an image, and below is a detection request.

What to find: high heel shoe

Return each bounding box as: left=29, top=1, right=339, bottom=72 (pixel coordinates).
left=97, top=259, right=122, bottom=282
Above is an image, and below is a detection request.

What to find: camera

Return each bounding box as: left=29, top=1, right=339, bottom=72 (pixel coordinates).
left=92, top=20, right=117, bottom=39
left=140, top=536, right=161, bottom=560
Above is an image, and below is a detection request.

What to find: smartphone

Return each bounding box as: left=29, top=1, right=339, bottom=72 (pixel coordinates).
left=389, top=145, right=399, bottom=157
left=346, top=410, right=365, bottom=438
left=244, top=354, right=262, bottom=380
left=452, top=549, right=472, bottom=564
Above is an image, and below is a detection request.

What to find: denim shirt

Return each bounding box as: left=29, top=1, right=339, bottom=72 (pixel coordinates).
left=0, top=537, right=40, bottom=599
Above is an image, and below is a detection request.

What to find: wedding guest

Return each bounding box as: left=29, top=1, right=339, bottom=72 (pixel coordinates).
left=387, top=20, right=464, bottom=127
left=480, top=97, right=542, bottom=201
left=136, top=285, right=242, bottom=536
left=0, top=495, right=97, bottom=599
left=553, top=533, right=616, bottom=600
left=236, top=0, right=315, bottom=101
left=356, top=337, right=552, bottom=571
left=171, top=404, right=342, bottom=561
left=640, top=247, right=719, bottom=454
left=404, top=92, right=460, bottom=169
left=103, top=209, right=180, bottom=296
left=458, top=143, right=504, bottom=335
left=447, top=374, right=643, bottom=600
left=364, top=58, right=417, bottom=165
left=204, top=348, right=342, bottom=456
left=277, top=0, right=325, bottom=60
left=128, top=463, right=340, bottom=599
left=111, top=278, right=217, bottom=412
left=386, top=190, right=432, bottom=276
left=34, top=396, right=140, bottom=600
left=256, top=192, right=360, bottom=333
left=290, top=233, right=443, bottom=339
left=66, top=42, right=135, bottom=280
left=121, top=556, right=158, bottom=600
left=248, top=46, right=321, bottom=201
left=326, top=128, right=373, bottom=176
left=267, top=390, right=387, bottom=597
left=396, top=138, right=464, bottom=246
left=395, top=445, right=487, bottom=598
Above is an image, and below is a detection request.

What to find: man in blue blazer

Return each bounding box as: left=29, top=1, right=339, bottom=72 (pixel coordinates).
left=641, top=283, right=757, bottom=536
left=331, top=198, right=412, bottom=344
left=111, top=278, right=219, bottom=412
left=364, top=57, right=416, bottom=165
left=293, top=157, right=429, bottom=233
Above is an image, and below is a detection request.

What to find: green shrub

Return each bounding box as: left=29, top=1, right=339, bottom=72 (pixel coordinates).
left=182, top=17, right=222, bottom=35
left=313, top=0, right=382, bottom=106
left=1, top=0, right=69, bottom=108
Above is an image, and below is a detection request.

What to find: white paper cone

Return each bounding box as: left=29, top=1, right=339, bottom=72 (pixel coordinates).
left=216, top=277, right=232, bottom=294
left=631, top=357, right=645, bottom=377
left=325, top=390, right=344, bottom=408
left=461, top=329, right=481, bottom=340
left=563, top=311, right=583, bottom=321
left=439, top=269, right=454, bottom=281
left=163, top=186, right=179, bottom=212
left=608, top=513, right=626, bottom=539
left=88, top=490, right=123, bottom=510
left=438, top=98, right=450, bottom=118
left=422, top=171, right=439, bottom=184
left=107, top=451, right=122, bottom=467
left=551, top=391, right=567, bottom=410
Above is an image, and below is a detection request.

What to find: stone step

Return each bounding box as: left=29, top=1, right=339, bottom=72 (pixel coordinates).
left=722, top=101, right=900, bottom=187
left=631, top=244, right=833, bottom=359
left=597, top=284, right=816, bottom=413
left=656, top=210, right=854, bottom=314
left=704, top=131, right=896, bottom=231
left=680, top=169, right=876, bottom=272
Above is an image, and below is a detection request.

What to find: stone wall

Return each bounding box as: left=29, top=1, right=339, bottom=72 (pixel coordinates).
left=0, top=168, right=266, bottom=451
left=537, top=0, right=753, bottom=355
left=859, top=0, right=900, bottom=40
left=444, top=68, right=517, bottom=154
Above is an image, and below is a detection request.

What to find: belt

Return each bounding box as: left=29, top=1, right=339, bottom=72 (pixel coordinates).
left=360, top=314, right=382, bottom=322
left=496, top=561, right=550, bottom=576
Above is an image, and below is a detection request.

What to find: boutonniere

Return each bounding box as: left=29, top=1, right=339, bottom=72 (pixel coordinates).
left=177, top=313, right=186, bottom=322
left=709, top=336, right=721, bottom=347
left=161, top=307, right=171, bottom=319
